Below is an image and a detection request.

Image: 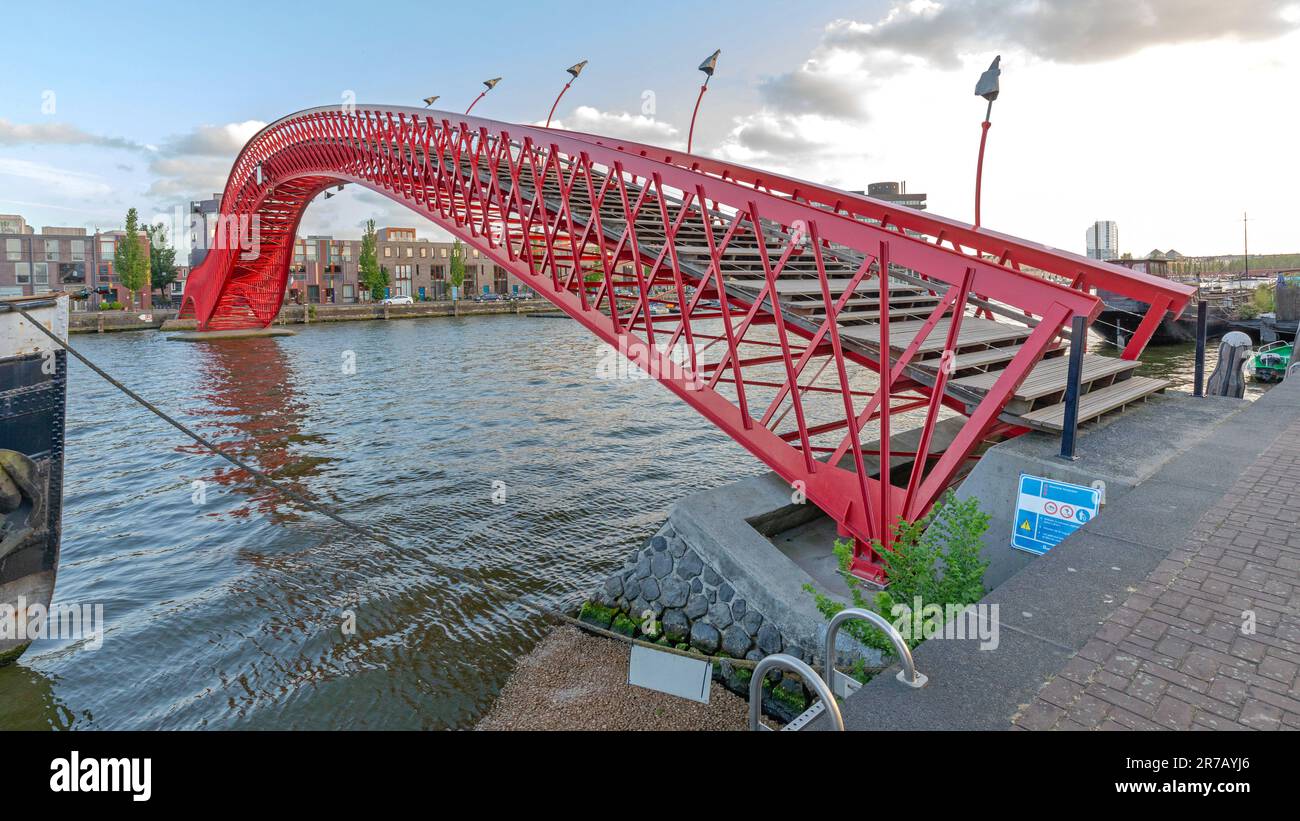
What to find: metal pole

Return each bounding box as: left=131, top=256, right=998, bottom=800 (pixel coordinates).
left=1194, top=299, right=1207, bottom=397
left=1242, top=211, right=1249, bottom=279
left=1059, top=314, right=1087, bottom=460
left=686, top=77, right=709, bottom=154
left=545, top=81, right=572, bottom=128
left=973, top=100, right=992, bottom=229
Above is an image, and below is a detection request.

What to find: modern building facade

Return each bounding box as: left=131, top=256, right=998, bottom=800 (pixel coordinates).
left=1086, top=220, right=1119, bottom=261
left=284, top=227, right=532, bottom=304
left=375, top=227, right=528, bottom=302
left=0, top=219, right=151, bottom=309
left=3, top=208, right=532, bottom=308
left=189, top=193, right=223, bottom=268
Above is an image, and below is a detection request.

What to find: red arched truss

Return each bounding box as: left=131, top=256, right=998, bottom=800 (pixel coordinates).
left=182, top=105, right=1195, bottom=580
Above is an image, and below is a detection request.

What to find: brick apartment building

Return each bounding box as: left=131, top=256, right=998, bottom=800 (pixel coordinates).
left=0, top=215, right=152, bottom=309
left=285, top=226, right=532, bottom=304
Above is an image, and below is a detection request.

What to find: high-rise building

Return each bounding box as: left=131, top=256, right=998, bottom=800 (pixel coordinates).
left=1086, top=220, right=1119, bottom=261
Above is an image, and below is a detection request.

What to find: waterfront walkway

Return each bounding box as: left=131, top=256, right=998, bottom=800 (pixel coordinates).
left=1015, top=407, right=1300, bottom=731
left=823, top=376, right=1300, bottom=731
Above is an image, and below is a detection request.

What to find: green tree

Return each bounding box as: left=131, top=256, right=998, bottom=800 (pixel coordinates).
left=142, top=222, right=178, bottom=299
left=358, top=219, right=387, bottom=300
left=113, top=208, right=150, bottom=308
left=448, top=239, right=466, bottom=299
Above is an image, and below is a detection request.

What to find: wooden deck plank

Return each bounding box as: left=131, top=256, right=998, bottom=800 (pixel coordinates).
left=840, top=316, right=1032, bottom=353
left=950, top=352, right=1141, bottom=400
left=1016, top=376, right=1169, bottom=430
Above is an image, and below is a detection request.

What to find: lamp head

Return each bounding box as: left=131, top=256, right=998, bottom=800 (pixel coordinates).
left=975, top=55, right=1001, bottom=102
left=566, top=60, right=588, bottom=79
left=698, top=49, right=721, bottom=77
left=483, top=77, right=502, bottom=91
left=422, top=95, right=440, bottom=107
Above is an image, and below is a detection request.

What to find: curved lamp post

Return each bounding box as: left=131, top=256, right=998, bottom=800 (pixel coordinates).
left=973, top=55, right=1000, bottom=229
left=687, top=49, right=720, bottom=154
left=465, top=77, right=502, bottom=115
left=422, top=95, right=440, bottom=108
left=545, top=60, right=587, bottom=128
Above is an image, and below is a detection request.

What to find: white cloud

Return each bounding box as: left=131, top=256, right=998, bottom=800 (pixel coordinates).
left=824, top=0, right=1300, bottom=68
left=546, top=106, right=681, bottom=147
left=0, top=158, right=112, bottom=198
left=0, top=118, right=149, bottom=152
left=145, top=120, right=267, bottom=202
left=696, top=0, right=1300, bottom=256
left=159, top=120, right=266, bottom=157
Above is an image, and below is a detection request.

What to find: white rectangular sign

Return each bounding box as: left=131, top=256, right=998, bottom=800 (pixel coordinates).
left=628, top=644, right=711, bottom=704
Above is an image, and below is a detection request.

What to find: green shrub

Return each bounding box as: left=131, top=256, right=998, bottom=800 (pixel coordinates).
left=805, top=491, right=990, bottom=658
left=611, top=613, right=638, bottom=638
left=578, top=600, right=614, bottom=630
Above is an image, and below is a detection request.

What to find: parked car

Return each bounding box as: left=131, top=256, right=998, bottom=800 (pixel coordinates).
left=382, top=295, right=414, bottom=305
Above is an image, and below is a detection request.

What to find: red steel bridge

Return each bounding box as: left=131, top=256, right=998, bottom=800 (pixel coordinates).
left=181, top=105, right=1195, bottom=581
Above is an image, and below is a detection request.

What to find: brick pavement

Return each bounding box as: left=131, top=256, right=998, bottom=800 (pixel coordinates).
left=1014, top=414, right=1300, bottom=730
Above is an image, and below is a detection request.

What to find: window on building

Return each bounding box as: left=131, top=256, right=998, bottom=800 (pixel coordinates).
left=100, top=239, right=114, bottom=258
left=14, top=262, right=31, bottom=284
left=4, top=239, right=19, bottom=261
left=70, top=240, right=85, bottom=262
left=45, top=240, right=60, bottom=261
left=440, top=248, right=447, bottom=257
left=98, top=264, right=110, bottom=279
left=405, top=246, right=413, bottom=257
left=383, top=247, right=392, bottom=258
left=33, top=263, right=49, bottom=285
left=419, top=247, right=427, bottom=258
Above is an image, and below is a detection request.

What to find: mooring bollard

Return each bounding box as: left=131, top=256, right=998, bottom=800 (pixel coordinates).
left=1205, top=331, right=1252, bottom=398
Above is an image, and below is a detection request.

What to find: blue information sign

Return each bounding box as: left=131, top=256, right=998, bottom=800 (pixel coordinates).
left=1012, top=474, right=1101, bottom=556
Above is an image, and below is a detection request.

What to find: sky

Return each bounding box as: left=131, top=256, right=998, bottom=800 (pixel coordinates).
left=2, top=0, right=1298, bottom=258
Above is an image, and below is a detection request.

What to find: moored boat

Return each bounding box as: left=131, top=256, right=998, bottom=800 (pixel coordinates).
left=0, top=293, right=69, bottom=665
left=1250, top=340, right=1293, bottom=383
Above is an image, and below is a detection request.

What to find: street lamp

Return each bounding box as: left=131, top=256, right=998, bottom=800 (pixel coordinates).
left=687, top=49, right=720, bottom=154
left=465, top=77, right=502, bottom=115
left=972, top=55, right=1000, bottom=229
left=422, top=95, right=440, bottom=108
left=545, top=60, right=588, bottom=128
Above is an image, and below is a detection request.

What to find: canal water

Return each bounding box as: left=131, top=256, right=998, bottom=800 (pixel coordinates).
left=0, top=316, right=760, bottom=729
left=0, top=317, right=1260, bottom=729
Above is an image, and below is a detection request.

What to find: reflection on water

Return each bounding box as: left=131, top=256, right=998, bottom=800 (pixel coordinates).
left=1, top=316, right=758, bottom=729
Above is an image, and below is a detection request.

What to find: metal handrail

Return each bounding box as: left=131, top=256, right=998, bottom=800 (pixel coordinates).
left=825, top=607, right=927, bottom=690
left=749, top=654, right=844, bottom=731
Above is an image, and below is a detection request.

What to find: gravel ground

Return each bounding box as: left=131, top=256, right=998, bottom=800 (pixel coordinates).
left=476, top=626, right=778, bottom=731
